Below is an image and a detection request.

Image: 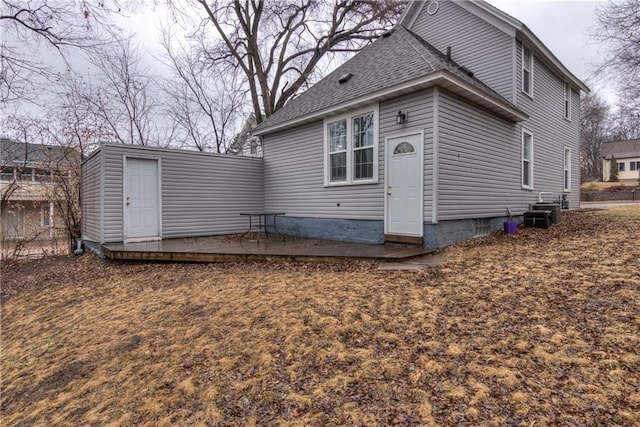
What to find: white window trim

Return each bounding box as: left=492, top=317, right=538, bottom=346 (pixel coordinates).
left=521, top=44, right=534, bottom=98
left=522, top=128, right=534, bottom=190
left=41, top=203, right=52, bottom=227
left=564, top=82, right=571, bottom=121
left=564, top=147, right=571, bottom=192
left=323, top=104, right=379, bottom=186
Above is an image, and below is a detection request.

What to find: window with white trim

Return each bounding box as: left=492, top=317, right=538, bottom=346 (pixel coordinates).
left=630, top=161, right=640, bottom=171
left=522, top=129, right=533, bottom=189
left=325, top=106, right=378, bottom=185
left=618, top=162, right=625, bottom=172
left=564, top=82, right=571, bottom=120
left=564, top=147, right=571, bottom=191
left=522, top=45, right=533, bottom=96
left=41, top=203, right=52, bottom=227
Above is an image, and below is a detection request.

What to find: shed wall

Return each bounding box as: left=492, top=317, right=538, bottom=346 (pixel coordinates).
left=99, top=144, right=264, bottom=243
left=80, top=149, right=102, bottom=243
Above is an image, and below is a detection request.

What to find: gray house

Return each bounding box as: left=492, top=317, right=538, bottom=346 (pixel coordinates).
left=81, top=0, right=588, bottom=249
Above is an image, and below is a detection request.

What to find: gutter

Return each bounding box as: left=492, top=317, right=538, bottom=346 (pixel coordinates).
left=253, top=70, right=528, bottom=136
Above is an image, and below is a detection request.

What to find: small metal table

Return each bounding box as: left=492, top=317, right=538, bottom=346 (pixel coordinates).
left=240, top=212, right=285, bottom=242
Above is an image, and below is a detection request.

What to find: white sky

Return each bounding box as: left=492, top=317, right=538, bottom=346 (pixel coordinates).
left=118, top=0, right=612, bottom=97
left=2, top=0, right=616, bottom=116
left=485, top=0, right=613, bottom=99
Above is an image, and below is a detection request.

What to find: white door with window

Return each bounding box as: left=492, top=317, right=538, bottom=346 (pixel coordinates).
left=386, top=133, right=423, bottom=236
left=124, top=158, right=160, bottom=241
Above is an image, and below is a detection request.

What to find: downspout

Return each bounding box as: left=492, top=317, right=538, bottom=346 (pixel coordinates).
left=432, top=87, right=440, bottom=224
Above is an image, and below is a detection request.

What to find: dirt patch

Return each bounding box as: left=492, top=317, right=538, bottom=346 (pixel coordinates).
left=1, top=207, right=639, bottom=425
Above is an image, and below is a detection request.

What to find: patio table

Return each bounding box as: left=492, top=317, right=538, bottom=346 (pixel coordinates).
left=240, top=212, right=285, bottom=242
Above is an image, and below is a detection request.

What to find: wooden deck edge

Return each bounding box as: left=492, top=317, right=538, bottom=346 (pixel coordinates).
left=101, top=248, right=431, bottom=264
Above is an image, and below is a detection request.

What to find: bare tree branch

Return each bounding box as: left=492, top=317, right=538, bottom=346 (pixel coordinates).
left=182, top=0, right=406, bottom=124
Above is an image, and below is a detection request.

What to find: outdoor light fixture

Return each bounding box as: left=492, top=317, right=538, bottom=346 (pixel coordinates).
left=396, top=110, right=407, bottom=125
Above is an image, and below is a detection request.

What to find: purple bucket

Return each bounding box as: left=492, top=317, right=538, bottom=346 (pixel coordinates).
left=503, top=221, right=518, bottom=234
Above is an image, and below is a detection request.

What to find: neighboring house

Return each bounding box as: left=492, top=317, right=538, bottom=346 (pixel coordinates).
left=1, top=138, right=79, bottom=256
left=229, top=113, right=263, bottom=157
left=602, top=139, right=640, bottom=181
left=81, top=0, right=588, bottom=250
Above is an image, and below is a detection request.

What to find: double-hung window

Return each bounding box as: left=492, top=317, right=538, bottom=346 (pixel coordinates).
left=618, top=162, right=625, bottom=172
left=325, top=106, right=378, bottom=185
left=41, top=203, right=52, bottom=227
left=564, top=82, right=571, bottom=120
left=522, top=45, right=533, bottom=97
left=522, top=129, right=533, bottom=189
left=564, top=147, right=571, bottom=191
left=630, top=161, right=640, bottom=171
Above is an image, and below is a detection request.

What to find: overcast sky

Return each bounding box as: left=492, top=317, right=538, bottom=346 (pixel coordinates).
left=485, top=0, right=611, bottom=98
left=119, top=0, right=611, bottom=97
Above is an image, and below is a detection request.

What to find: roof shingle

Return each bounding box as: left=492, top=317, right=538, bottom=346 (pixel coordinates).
left=254, top=25, right=519, bottom=134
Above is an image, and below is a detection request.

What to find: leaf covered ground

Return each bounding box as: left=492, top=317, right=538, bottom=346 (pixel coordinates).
left=1, top=207, right=639, bottom=426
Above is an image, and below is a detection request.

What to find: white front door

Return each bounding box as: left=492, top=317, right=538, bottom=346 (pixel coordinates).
left=386, top=133, right=423, bottom=236
left=124, top=158, right=160, bottom=241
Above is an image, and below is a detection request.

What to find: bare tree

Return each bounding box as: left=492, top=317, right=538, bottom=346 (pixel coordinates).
left=180, top=0, right=406, bottom=124
left=160, top=28, right=248, bottom=153
left=82, top=38, right=177, bottom=146
left=610, top=102, right=640, bottom=141
left=580, top=92, right=611, bottom=181
left=593, top=0, right=640, bottom=111
left=0, top=0, right=123, bottom=103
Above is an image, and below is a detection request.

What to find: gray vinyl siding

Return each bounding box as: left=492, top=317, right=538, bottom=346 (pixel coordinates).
left=409, top=0, right=514, bottom=101
left=378, top=88, right=434, bottom=223
left=98, top=144, right=263, bottom=243
left=438, top=90, right=525, bottom=220
left=263, top=119, right=384, bottom=220
left=263, top=91, right=435, bottom=222
left=80, top=149, right=102, bottom=242
left=516, top=41, right=581, bottom=208
left=160, top=150, right=264, bottom=238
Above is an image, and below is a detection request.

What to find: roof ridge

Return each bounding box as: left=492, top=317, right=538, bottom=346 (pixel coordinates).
left=396, top=26, right=436, bottom=70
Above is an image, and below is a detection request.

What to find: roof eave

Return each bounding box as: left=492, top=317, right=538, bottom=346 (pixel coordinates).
left=253, top=71, right=527, bottom=136
left=518, top=26, right=590, bottom=93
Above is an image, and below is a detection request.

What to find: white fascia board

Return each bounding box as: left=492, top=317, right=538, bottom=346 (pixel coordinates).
left=456, top=0, right=519, bottom=37
left=396, top=0, right=426, bottom=29
left=254, top=71, right=528, bottom=136
left=518, top=26, right=590, bottom=93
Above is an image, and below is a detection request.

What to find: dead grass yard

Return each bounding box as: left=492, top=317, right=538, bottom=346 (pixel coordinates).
left=1, top=207, right=639, bottom=426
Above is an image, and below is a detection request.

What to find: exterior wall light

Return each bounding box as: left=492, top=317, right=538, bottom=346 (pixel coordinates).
left=396, top=110, right=407, bottom=125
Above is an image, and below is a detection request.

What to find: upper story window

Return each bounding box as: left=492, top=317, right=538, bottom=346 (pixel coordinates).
left=325, top=105, right=379, bottom=186
left=522, top=129, right=534, bottom=189
left=522, top=45, right=534, bottom=97
left=564, top=82, right=571, bottom=120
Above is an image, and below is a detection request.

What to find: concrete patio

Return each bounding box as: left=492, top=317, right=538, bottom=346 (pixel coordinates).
left=101, top=234, right=431, bottom=263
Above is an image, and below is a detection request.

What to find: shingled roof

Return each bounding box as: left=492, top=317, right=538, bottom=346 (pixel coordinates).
left=601, top=139, right=640, bottom=160
left=253, top=25, right=526, bottom=136
left=1, top=138, right=79, bottom=169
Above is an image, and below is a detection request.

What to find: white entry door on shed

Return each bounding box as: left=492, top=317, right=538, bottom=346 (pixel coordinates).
left=124, top=157, right=160, bottom=241
left=386, top=133, right=423, bottom=236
